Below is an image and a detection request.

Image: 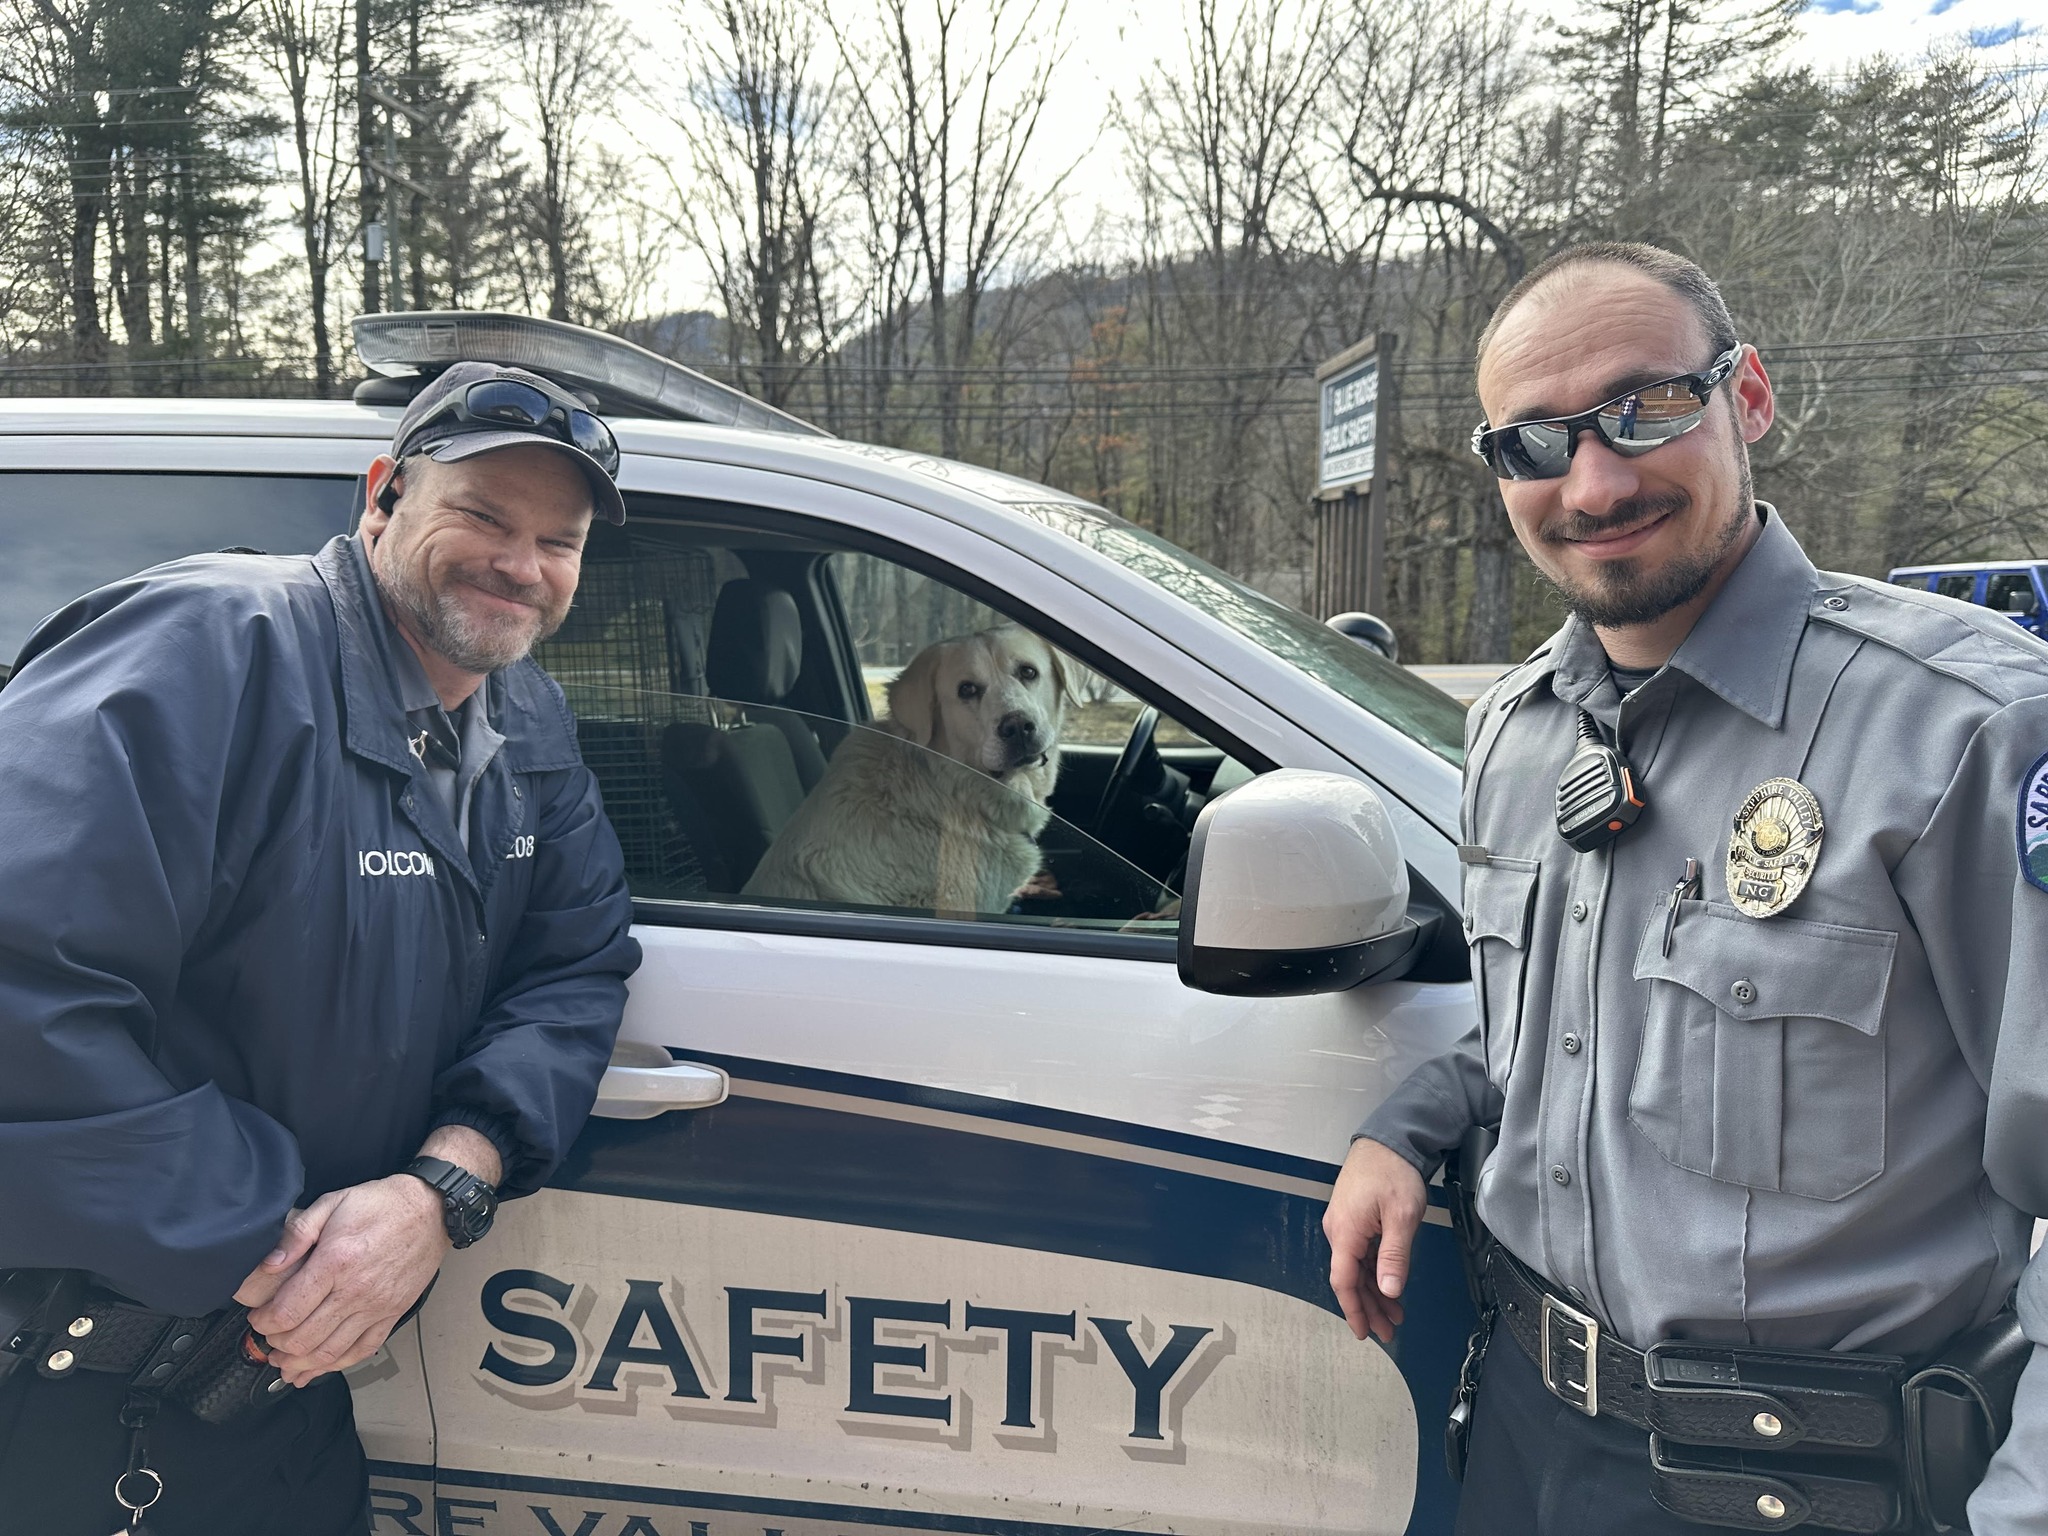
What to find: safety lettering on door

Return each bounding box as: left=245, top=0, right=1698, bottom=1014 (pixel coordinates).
left=475, top=1267, right=1229, bottom=1454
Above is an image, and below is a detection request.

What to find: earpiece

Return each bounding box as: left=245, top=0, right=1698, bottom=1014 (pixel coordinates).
left=376, top=479, right=399, bottom=514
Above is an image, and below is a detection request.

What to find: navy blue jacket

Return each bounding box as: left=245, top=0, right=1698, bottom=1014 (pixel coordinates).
left=0, top=536, right=639, bottom=1314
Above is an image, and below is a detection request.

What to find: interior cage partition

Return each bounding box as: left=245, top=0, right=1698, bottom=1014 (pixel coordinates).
left=536, top=539, right=725, bottom=897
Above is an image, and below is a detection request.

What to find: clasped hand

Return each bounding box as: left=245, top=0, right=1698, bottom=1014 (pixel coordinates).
left=232, top=1175, right=448, bottom=1387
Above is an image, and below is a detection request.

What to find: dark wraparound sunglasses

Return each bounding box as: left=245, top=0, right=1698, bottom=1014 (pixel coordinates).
left=403, top=377, right=620, bottom=476
left=1471, top=345, right=1743, bottom=481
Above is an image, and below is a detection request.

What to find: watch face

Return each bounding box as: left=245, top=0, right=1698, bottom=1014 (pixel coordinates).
left=453, top=1182, right=497, bottom=1245
left=406, top=1159, right=498, bottom=1247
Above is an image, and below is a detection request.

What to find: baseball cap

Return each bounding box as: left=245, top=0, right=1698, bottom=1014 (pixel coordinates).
left=392, top=360, right=627, bottom=524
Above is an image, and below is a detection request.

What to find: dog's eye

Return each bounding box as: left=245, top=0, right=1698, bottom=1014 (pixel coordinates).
left=957, top=681, right=982, bottom=700
left=1016, top=664, right=1038, bottom=682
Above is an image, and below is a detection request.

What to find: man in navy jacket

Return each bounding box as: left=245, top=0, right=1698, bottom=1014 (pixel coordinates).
left=0, top=363, right=642, bottom=1533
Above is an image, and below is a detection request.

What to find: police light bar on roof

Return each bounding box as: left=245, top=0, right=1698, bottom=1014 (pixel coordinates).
left=350, top=311, right=829, bottom=438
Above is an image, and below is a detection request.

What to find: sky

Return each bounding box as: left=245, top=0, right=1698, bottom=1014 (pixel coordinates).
left=1789, top=0, right=2040, bottom=59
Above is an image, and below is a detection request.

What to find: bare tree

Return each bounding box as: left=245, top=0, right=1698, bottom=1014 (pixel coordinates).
left=256, top=0, right=351, bottom=392
left=833, top=95, right=919, bottom=441
left=1317, top=0, right=1533, bottom=656
left=1126, top=0, right=1339, bottom=575
left=0, top=0, right=115, bottom=385
left=836, top=0, right=1074, bottom=459
left=1328, top=0, right=1530, bottom=296
left=495, top=0, right=628, bottom=321
left=657, top=0, right=844, bottom=409
left=0, top=108, right=68, bottom=365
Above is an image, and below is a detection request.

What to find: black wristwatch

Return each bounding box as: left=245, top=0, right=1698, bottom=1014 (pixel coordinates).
left=403, top=1156, right=498, bottom=1248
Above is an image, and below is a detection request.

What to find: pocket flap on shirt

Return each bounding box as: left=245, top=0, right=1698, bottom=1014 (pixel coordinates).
left=1634, top=900, right=1896, bottom=1034
left=1462, top=857, right=1540, bottom=948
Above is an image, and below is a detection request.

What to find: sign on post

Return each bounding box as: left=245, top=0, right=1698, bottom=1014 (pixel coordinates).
left=1311, top=333, right=1396, bottom=621
left=1318, top=350, right=1379, bottom=493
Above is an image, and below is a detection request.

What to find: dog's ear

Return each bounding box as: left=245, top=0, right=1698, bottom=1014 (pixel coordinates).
left=1045, top=644, right=1075, bottom=711
left=887, top=643, right=945, bottom=747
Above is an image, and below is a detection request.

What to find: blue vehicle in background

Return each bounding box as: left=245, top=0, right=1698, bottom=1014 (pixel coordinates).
left=1887, top=560, right=2048, bottom=640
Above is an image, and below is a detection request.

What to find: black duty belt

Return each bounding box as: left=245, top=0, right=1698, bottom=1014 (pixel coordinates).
left=5, top=1267, right=441, bottom=1530
left=2, top=1275, right=300, bottom=1528
left=32, top=1293, right=258, bottom=1385
left=1490, top=1244, right=1903, bottom=1447
left=6, top=1271, right=435, bottom=1418
left=1489, top=1245, right=1912, bottom=1533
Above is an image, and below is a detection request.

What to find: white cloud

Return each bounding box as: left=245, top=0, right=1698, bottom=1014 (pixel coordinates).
left=1789, top=0, right=2040, bottom=71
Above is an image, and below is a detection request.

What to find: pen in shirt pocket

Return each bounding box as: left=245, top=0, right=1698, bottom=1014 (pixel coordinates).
left=1662, top=857, right=1702, bottom=957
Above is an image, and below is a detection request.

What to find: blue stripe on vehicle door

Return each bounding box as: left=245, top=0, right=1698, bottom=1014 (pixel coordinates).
left=544, top=1054, right=1473, bottom=1534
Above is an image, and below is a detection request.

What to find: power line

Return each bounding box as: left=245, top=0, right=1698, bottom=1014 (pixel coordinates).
left=638, top=327, right=2048, bottom=384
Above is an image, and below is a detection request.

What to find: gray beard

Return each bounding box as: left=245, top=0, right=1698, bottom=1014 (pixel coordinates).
left=1543, top=476, right=1754, bottom=630
left=375, top=552, right=561, bottom=675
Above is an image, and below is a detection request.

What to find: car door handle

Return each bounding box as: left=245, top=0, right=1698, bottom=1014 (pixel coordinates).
left=591, top=1061, right=730, bottom=1120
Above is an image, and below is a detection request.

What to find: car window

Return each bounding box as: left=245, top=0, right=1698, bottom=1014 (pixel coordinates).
left=1010, top=500, right=1468, bottom=765
left=1890, top=574, right=1931, bottom=590
left=1984, top=572, right=2038, bottom=615
left=0, top=472, right=356, bottom=667
left=560, top=680, right=1177, bottom=929
left=1935, top=573, right=1977, bottom=601
left=536, top=522, right=1223, bottom=938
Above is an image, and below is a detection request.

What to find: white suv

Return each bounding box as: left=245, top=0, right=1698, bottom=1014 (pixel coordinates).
left=0, top=314, right=1479, bottom=1536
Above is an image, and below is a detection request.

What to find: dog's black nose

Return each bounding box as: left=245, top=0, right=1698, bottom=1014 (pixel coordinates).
left=997, top=712, right=1038, bottom=744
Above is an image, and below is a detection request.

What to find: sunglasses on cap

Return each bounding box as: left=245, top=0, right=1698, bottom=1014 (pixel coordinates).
left=401, top=376, right=620, bottom=477
left=1470, top=345, right=1743, bottom=481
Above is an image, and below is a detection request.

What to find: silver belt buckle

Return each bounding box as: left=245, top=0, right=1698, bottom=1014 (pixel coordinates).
left=1539, top=1291, right=1600, bottom=1417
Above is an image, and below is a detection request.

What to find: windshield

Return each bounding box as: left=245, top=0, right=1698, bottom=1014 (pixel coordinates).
left=1013, top=502, right=1468, bottom=765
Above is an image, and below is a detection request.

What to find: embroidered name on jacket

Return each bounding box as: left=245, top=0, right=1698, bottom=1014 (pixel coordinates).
left=358, top=849, right=438, bottom=878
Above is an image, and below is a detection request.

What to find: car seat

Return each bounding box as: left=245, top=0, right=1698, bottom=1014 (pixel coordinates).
left=657, top=580, right=827, bottom=890
left=706, top=580, right=829, bottom=789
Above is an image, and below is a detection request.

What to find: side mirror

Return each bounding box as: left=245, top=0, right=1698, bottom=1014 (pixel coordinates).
left=1178, top=769, right=1421, bottom=996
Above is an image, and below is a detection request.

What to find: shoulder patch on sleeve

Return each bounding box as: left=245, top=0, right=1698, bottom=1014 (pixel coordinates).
left=2020, top=751, right=2048, bottom=893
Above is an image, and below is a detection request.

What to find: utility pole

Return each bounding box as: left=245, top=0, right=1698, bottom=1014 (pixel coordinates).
left=383, top=98, right=401, bottom=307
left=356, top=0, right=381, bottom=312
left=363, top=76, right=436, bottom=315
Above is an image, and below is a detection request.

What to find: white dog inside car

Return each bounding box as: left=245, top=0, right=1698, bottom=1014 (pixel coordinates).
left=743, top=624, right=1070, bottom=914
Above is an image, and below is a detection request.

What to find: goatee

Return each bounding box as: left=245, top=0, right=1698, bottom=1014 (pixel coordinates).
left=376, top=553, right=565, bottom=674
left=1540, top=480, right=1752, bottom=630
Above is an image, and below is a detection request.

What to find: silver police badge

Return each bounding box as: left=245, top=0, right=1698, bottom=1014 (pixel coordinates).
left=1727, top=777, right=1824, bottom=918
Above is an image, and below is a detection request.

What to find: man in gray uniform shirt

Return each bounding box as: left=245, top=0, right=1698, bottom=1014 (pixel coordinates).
left=1326, top=243, right=2047, bottom=1533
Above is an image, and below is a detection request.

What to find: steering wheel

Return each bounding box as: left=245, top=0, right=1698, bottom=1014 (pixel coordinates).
left=1092, top=706, right=1160, bottom=837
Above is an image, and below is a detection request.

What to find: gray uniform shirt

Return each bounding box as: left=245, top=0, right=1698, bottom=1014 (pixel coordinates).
left=1358, top=508, right=2048, bottom=1526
